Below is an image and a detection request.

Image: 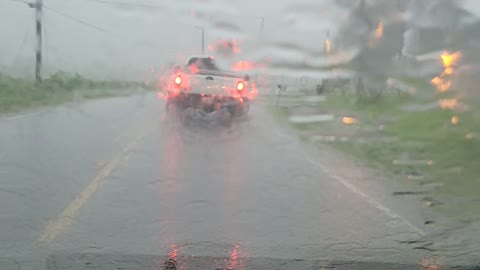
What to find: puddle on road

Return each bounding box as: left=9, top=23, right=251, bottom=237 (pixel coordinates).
left=401, top=100, right=469, bottom=113
left=309, top=135, right=368, bottom=143
left=303, top=95, right=326, bottom=103
left=392, top=191, right=430, bottom=196
left=288, top=114, right=334, bottom=124
left=307, top=135, right=396, bottom=144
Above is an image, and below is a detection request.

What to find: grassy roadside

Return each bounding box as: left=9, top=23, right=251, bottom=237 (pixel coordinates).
left=269, top=89, right=480, bottom=220
left=0, top=72, right=150, bottom=114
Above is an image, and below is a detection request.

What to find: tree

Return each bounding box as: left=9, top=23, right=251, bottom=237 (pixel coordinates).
left=402, top=0, right=474, bottom=56
left=329, top=0, right=410, bottom=97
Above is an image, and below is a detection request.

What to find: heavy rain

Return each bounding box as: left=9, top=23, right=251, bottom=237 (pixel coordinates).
left=1, top=0, right=480, bottom=269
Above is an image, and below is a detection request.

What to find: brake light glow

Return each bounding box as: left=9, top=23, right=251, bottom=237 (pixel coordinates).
left=236, top=81, right=245, bottom=91
left=174, top=76, right=182, bottom=85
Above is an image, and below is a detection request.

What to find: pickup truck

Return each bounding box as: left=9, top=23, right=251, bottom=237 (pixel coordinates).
left=163, top=56, right=257, bottom=125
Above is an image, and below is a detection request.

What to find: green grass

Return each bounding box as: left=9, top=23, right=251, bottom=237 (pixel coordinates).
left=321, top=93, right=411, bottom=119
left=271, top=89, right=480, bottom=219
left=337, top=105, right=480, bottom=219
left=0, top=71, right=147, bottom=114
left=397, top=77, right=433, bottom=92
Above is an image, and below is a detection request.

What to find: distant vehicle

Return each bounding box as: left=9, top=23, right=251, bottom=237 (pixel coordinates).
left=163, top=56, right=257, bottom=126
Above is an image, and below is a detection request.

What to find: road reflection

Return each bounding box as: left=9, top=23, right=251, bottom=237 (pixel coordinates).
left=226, top=244, right=246, bottom=270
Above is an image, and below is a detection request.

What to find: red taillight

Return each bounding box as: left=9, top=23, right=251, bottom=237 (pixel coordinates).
left=236, top=81, right=245, bottom=91
left=174, top=76, right=182, bottom=86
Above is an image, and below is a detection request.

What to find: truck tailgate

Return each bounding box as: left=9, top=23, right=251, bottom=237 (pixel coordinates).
left=189, top=74, right=239, bottom=96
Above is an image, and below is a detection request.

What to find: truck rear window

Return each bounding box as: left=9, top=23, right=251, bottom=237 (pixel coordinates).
left=187, top=58, right=220, bottom=71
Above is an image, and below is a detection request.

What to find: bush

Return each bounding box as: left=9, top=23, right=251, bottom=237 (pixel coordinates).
left=0, top=71, right=143, bottom=114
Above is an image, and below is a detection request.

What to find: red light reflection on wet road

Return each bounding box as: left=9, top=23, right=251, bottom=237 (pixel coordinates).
left=169, top=244, right=178, bottom=260
left=226, top=245, right=245, bottom=270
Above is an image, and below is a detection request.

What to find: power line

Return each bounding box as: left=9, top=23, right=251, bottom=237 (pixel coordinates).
left=9, top=22, right=31, bottom=66
left=43, top=5, right=107, bottom=33
left=54, top=0, right=165, bottom=9
left=91, top=0, right=164, bottom=8
left=7, top=0, right=42, bottom=81
left=7, top=0, right=29, bottom=4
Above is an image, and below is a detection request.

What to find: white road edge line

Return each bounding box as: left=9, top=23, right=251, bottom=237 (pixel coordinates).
left=271, top=128, right=427, bottom=236
left=304, top=155, right=427, bottom=236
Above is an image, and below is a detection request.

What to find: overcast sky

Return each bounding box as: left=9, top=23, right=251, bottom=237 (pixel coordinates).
left=2, top=0, right=479, bottom=80
left=0, top=0, right=342, bottom=80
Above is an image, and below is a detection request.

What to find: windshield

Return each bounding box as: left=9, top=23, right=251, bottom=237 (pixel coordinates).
left=1, top=0, right=479, bottom=269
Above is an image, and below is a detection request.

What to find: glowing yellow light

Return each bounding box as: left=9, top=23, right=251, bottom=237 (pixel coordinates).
left=431, top=77, right=452, bottom=92
left=375, top=22, right=384, bottom=38
left=431, top=51, right=462, bottom=92
left=342, top=116, right=356, bottom=125
left=444, top=67, right=454, bottom=75
left=325, top=39, right=331, bottom=55
left=441, top=51, right=462, bottom=68
left=451, top=116, right=459, bottom=125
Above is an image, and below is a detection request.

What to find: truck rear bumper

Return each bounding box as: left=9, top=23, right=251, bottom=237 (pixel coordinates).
left=166, top=92, right=248, bottom=116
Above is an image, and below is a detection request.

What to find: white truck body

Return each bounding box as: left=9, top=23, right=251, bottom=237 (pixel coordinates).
left=167, top=56, right=252, bottom=98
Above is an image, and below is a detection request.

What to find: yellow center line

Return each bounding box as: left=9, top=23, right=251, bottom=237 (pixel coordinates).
left=38, top=123, right=153, bottom=245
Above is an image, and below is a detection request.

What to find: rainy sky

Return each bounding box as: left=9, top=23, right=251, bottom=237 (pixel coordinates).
left=1, top=0, right=479, bottom=80
left=0, top=0, right=340, bottom=80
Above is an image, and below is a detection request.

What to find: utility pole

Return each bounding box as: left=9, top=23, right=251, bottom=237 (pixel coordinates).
left=256, top=16, right=264, bottom=40
left=324, top=30, right=331, bottom=55
left=30, top=0, right=43, bottom=84
left=201, top=27, right=205, bottom=54
left=259, top=17, right=264, bottom=39
left=194, top=26, right=205, bottom=54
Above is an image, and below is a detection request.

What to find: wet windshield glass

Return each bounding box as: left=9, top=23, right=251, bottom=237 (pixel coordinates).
left=1, top=0, right=479, bottom=269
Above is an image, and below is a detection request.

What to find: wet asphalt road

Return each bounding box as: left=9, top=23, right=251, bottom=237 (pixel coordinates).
left=0, top=92, right=436, bottom=269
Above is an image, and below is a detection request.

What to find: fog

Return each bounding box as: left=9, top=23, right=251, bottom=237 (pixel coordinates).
left=1, top=0, right=334, bottom=80
left=2, top=1, right=480, bottom=268
left=2, top=0, right=480, bottom=80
